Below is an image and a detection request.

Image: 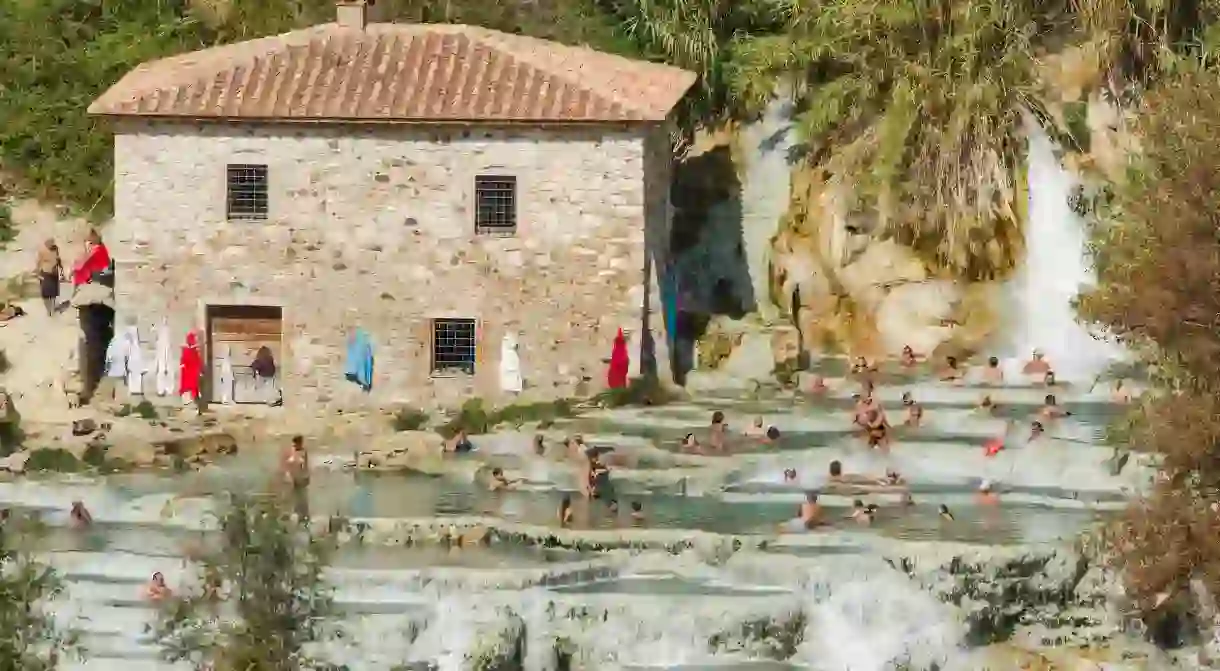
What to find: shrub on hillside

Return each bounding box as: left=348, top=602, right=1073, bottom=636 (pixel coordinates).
left=1078, top=65, right=1220, bottom=622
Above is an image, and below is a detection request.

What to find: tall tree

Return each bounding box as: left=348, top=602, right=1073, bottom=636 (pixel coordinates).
left=150, top=492, right=341, bottom=671
left=1078, top=64, right=1220, bottom=620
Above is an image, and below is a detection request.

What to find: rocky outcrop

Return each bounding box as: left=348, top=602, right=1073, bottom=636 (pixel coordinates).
left=767, top=169, right=1006, bottom=361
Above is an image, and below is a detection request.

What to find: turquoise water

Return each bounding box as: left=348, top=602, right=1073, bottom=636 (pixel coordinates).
left=5, top=359, right=1143, bottom=670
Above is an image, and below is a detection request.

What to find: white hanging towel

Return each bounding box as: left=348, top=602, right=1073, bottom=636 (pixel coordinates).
left=104, top=333, right=129, bottom=379
left=123, top=326, right=146, bottom=394
left=154, top=318, right=175, bottom=396
left=499, top=332, right=523, bottom=393
left=217, top=344, right=235, bottom=405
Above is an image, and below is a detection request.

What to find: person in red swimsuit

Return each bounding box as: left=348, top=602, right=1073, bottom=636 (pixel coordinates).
left=72, top=229, right=110, bottom=286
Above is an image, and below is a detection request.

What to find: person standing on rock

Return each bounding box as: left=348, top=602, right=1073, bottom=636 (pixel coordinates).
left=34, top=238, right=64, bottom=316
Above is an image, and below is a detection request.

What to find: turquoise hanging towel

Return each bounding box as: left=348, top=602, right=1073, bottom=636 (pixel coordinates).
left=661, top=268, right=679, bottom=351
left=344, top=328, right=374, bottom=391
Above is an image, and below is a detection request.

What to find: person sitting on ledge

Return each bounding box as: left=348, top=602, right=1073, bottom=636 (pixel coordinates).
left=900, top=345, right=920, bottom=367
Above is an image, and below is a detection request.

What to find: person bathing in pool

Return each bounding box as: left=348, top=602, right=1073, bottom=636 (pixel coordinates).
left=938, top=504, right=955, bottom=521
left=863, top=403, right=890, bottom=452
left=145, top=572, right=172, bottom=602
left=1029, top=420, right=1046, bottom=442
left=846, top=500, right=878, bottom=526
left=708, top=411, right=729, bottom=452
left=1022, top=349, right=1052, bottom=376
left=901, top=392, right=924, bottom=428
left=745, top=416, right=767, bottom=438
left=981, top=356, right=1004, bottom=385
left=681, top=432, right=703, bottom=454
left=1038, top=394, right=1071, bottom=420
left=977, top=394, right=1000, bottom=415
left=938, top=355, right=964, bottom=382
left=558, top=496, right=574, bottom=527
left=784, top=468, right=798, bottom=483
left=976, top=480, right=1000, bottom=505
left=70, top=500, right=93, bottom=529
left=488, top=467, right=521, bottom=492
left=828, top=460, right=880, bottom=486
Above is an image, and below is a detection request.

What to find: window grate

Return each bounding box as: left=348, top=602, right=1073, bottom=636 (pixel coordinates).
left=432, top=318, right=477, bottom=375
left=474, top=175, right=517, bottom=235
left=226, top=164, right=269, bottom=220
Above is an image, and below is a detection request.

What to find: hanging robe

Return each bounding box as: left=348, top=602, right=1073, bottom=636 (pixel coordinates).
left=607, top=328, right=629, bottom=389
left=104, top=332, right=128, bottom=379
left=216, top=344, right=235, bottom=405
left=123, top=326, right=146, bottom=394
left=499, top=332, right=522, bottom=394
left=179, top=332, right=203, bottom=401
left=154, top=318, right=174, bottom=396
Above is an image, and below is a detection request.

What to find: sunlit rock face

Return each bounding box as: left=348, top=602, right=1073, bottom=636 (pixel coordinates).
left=766, top=168, right=1002, bottom=360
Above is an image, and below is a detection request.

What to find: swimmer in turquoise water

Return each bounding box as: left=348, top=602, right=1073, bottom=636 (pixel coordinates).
left=69, top=500, right=92, bottom=529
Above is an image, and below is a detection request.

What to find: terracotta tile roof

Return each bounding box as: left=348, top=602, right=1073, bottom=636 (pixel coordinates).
left=88, top=23, right=696, bottom=123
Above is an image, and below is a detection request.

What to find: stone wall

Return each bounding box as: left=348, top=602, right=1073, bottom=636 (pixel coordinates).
left=109, top=120, right=674, bottom=410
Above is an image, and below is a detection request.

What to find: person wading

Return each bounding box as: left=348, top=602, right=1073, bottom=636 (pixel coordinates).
left=281, top=435, right=311, bottom=519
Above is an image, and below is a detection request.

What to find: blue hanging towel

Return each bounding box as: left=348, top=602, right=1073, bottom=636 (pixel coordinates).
left=661, top=268, right=679, bottom=350
left=344, top=328, right=374, bottom=391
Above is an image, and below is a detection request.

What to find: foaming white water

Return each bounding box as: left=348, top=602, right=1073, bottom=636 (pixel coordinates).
left=796, top=558, right=965, bottom=670
left=1008, top=123, right=1122, bottom=382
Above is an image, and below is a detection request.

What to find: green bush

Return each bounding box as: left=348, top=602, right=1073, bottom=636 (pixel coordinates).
left=592, top=377, right=680, bottom=408
left=24, top=448, right=80, bottom=473
left=0, top=512, right=79, bottom=668
left=115, top=400, right=158, bottom=420
left=150, top=492, right=338, bottom=669
left=391, top=406, right=429, bottom=432
left=437, top=397, right=578, bottom=437
left=0, top=201, right=14, bottom=247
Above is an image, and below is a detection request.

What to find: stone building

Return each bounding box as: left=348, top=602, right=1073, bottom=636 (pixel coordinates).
left=88, top=1, right=695, bottom=409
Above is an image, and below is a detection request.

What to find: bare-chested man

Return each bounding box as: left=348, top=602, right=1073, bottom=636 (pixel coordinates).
left=1022, top=349, right=1051, bottom=376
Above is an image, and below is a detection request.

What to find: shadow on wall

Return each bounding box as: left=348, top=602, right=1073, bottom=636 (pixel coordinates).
left=668, top=145, right=752, bottom=383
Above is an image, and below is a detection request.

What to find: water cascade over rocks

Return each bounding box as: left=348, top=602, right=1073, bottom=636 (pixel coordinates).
left=0, top=356, right=1168, bottom=670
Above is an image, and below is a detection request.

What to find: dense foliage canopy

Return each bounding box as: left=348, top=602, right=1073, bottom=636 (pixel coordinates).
left=1077, top=65, right=1220, bottom=617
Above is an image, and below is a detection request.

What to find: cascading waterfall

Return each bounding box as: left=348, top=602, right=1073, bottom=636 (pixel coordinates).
left=1008, top=123, right=1123, bottom=382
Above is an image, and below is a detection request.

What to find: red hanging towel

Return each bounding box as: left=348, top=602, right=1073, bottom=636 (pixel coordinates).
left=179, top=332, right=203, bottom=399
left=72, top=243, right=110, bottom=286
left=607, top=328, right=629, bottom=389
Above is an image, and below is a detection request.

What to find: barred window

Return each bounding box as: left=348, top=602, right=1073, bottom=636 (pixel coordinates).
left=432, top=318, right=476, bottom=375
left=474, top=175, right=516, bottom=234
left=226, top=164, right=269, bottom=220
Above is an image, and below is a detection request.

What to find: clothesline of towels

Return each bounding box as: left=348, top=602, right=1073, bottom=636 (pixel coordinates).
left=104, top=319, right=206, bottom=402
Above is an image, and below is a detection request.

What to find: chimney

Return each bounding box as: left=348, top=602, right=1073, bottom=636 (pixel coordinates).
left=335, top=0, right=369, bottom=30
